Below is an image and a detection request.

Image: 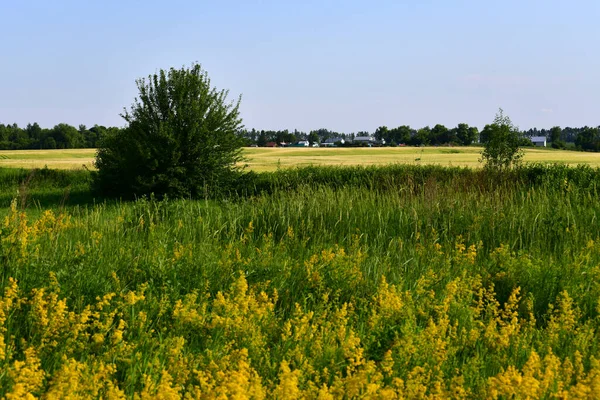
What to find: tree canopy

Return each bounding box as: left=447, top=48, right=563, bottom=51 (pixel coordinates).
left=94, top=63, right=244, bottom=199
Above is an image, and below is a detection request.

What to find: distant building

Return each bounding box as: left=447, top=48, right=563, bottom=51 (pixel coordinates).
left=531, top=136, right=547, bottom=147
left=353, top=136, right=375, bottom=143
left=290, top=140, right=310, bottom=147
left=353, top=136, right=383, bottom=146
left=322, top=137, right=346, bottom=147
left=266, top=141, right=277, bottom=147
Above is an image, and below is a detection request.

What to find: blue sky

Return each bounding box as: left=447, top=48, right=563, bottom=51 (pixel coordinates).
left=1, top=0, right=598, bottom=132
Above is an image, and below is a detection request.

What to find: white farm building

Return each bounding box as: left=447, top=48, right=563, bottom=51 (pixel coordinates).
left=530, top=136, right=547, bottom=147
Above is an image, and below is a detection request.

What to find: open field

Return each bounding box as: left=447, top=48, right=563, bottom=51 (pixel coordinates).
left=0, top=148, right=97, bottom=169
left=243, top=147, right=600, bottom=171
left=2, top=147, right=600, bottom=171
left=3, top=165, right=600, bottom=397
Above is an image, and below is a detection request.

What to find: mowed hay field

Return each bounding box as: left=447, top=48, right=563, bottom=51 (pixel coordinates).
left=0, top=148, right=97, bottom=169
left=2, top=146, right=600, bottom=171
left=243, top=147, right=600, bottom=171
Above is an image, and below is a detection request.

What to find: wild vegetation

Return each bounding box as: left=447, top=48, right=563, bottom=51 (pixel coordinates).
left=2, top=63, right=599, bottom=397
left=2, top=121, right=599, bottom=151
left=2, top=164, right=600, bottom=397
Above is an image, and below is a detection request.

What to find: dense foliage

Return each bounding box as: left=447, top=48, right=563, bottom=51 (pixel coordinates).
left=524, top=125, right=597, bottom=145
left=574, top=126, right=600, bottom=151
left=3, top=122, right=600, bottom=150
left=0, top=123, right=122, bottom=150
left=2, top=164, right=600, bottom=396
left=94, top=64, right=245, bottom=199
left=480, top=109, right=524, bottom=170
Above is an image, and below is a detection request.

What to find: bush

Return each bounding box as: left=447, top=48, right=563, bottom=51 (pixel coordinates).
left=480, top=108, right=523, bottom=170
left=94, top=63, right=245, bottom=199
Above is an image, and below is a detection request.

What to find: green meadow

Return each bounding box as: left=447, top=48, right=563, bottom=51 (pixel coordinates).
left=2, top=164, right=600, bottom=397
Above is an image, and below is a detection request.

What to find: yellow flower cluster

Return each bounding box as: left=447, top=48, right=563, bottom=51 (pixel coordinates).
left=1, top=200, right=73, bottom=264
left=1, top=269, right=599, bottom=398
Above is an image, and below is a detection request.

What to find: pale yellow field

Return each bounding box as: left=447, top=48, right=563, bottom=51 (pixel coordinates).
left=241, top=147, right=600, bottom=172
left=0, top=147, right=599, bottom=172
left=0, top=149, right=97, bottom=170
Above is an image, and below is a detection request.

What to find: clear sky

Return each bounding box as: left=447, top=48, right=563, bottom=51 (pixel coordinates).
left=1, top=0, right=598, bottom=133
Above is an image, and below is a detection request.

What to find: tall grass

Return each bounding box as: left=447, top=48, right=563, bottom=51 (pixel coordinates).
left=1, top=164, right=600, bottom=397
left=0, top=167, right=95, bottom=211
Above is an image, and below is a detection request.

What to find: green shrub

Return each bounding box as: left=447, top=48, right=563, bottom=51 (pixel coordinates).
left=94, top=63, right=244, bottom=199
left=480, top=108, right=524, bottom=169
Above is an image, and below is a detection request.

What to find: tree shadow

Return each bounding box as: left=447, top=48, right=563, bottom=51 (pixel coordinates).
left=0, top=168, right=117, bottom=210
left=0, top=188, right=117, bottom=210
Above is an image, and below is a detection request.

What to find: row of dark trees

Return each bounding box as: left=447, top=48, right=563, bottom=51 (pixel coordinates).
left=241, top=124, right=600, bottom=149
left=573, top=127, right=600, bottom=151
left=374, top=124, right=479, bottom=146
left=0, top=123, right=123, bottom=150
left=523, top=126, right=599, bottom=144
left=2, top=121, right=599, bottom=150
left=241, top=126, right=478, bottom=147
left=241, top=128, right=359, bottom=147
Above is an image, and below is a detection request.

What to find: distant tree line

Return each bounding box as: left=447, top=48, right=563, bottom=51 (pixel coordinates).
left=373, top=124, right=479, bottom=146
left=241, top=124, right=600, bottom=150
left=521, top=126, right=600, bottom=150
left=241, top=128, right=364, bottom=147
left=2, top=121, right=600, bottom=151
left=0, top=123, right=123, bottom=150
left=523, top=126, right=594, bottom=143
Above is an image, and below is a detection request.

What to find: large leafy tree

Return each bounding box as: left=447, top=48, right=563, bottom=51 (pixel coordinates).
left=549, top=126, right=561, bottom=143
left=480, top=108, right=523, bottom=170
left=386, top=125, right=412, bottom=145
left=95, top=63, right=244, bottom=198
left=374, top=126, right=389, bottom=143
left=412, top=127, right=431, bottom=146
left=454, top=123, right=478, bottom=146
left=26, top=123, right=44, bottom=148
left=430, top=124, right=450, bottom=145
left=50, top=123, right=83, bottom=149
left=575, top=126, right=600, bottom=151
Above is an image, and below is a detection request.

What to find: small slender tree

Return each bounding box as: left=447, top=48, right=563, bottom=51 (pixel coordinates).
left=550, top=126, right=566, bottom=149
left=480, top=108, right=523, bottom=170
left=95, top=63, right=244, bottom=198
